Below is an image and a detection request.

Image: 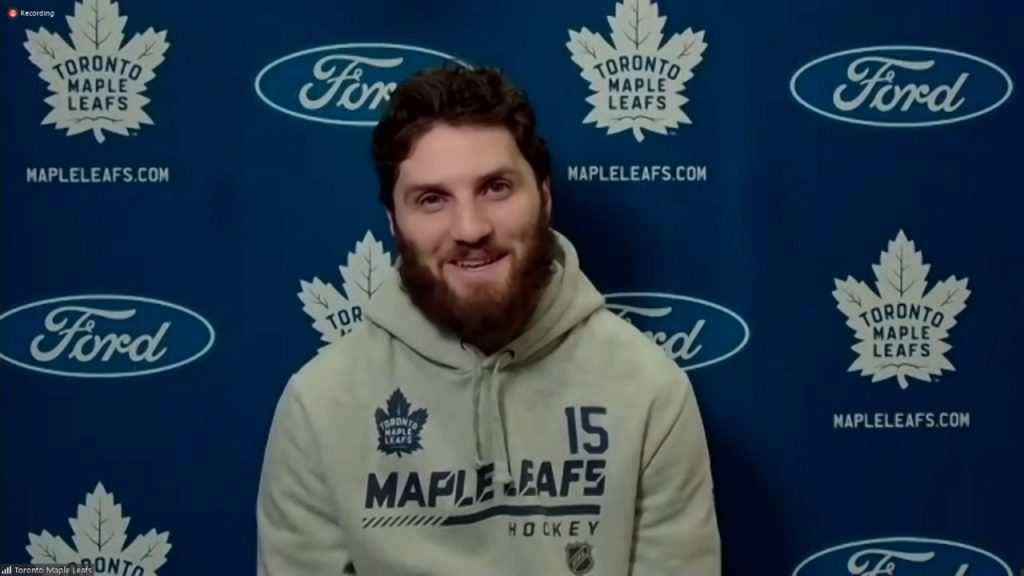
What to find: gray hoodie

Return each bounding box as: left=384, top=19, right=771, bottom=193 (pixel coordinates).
left=257, top=230, right=721, bottom=575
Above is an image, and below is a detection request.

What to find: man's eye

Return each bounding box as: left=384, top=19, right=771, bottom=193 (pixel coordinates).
left=488, top=181, right=512, bottom=193
left=419, top=193, right=443, bottom=205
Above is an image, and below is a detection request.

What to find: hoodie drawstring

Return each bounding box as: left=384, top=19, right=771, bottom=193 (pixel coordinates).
left=471, top=363, right=485, bottom=469
left=470, top=349, right=516, bottom=487
left=490, top=351, right=514, bottom=486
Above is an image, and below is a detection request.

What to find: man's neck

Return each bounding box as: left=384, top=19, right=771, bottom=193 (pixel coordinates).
left=469, top=316, right=527, bottom=356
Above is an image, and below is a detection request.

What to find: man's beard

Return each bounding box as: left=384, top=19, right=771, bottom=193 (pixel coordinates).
left=395, top=213, right=557, bottom=352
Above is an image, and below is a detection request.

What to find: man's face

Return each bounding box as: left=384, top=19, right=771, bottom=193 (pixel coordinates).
left=389, top=123, right=555, bottom=348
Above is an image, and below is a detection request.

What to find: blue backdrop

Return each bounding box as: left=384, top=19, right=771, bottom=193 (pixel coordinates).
left=2, top=0, right=1020, bottom=574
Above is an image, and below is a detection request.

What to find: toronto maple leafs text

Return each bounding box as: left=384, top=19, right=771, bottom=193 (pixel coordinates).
left=26, top=167, right=170, bottom=184
left=2, top=565, right=94, bottom=575
left=59, top=59, right=139, bottom=113
left=567, top=165, right=708, bottom=182
left=833, top=412, right=970, bottom=429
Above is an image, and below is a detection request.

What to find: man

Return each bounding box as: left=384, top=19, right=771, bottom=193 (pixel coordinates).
left=256, top=64, right=721, bottom=575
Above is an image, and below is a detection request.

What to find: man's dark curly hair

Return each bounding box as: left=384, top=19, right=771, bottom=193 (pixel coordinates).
left=371, top=63, right=552, bottom=212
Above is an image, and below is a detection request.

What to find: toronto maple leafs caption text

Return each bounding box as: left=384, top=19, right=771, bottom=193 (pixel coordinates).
left=0, top=565, right=93, bottom=575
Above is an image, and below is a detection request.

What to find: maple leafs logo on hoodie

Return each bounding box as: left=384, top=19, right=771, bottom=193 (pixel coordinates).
left=566, top=0, right=707, bottom=142
left=375, top=389, right=428, bottom=457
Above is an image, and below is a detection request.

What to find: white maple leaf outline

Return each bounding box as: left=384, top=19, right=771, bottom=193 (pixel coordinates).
left=22, top=0, right=169, bottom=143
left=566, top=0, right=707, bottom=142
left=26, top=482, right=172, bottom=572
left=832, top=230, right=970, bottom=389
left=298, top=231, right=393, bottom=349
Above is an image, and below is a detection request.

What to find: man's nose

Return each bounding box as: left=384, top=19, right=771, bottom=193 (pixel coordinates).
left=450, top=200, right=493, bottom=244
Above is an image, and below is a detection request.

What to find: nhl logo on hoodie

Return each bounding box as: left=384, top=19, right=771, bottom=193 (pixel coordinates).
left=565, top=541, right=595, bottom=575
left=375, top=388, right=428, bottom=456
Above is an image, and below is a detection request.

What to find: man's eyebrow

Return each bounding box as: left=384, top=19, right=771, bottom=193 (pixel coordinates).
left=477, top=166, right=521, bottom=181
left=402, top=167, right=522, bottom=197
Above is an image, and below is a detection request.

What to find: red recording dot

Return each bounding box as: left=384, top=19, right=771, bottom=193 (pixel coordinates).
left=8, top=8, right=18, bottom=18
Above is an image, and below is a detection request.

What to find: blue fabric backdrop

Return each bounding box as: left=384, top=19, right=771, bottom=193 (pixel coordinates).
left=2, top=0, right=1020, bottom=574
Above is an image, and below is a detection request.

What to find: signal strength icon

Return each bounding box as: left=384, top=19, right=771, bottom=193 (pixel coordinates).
left=1, top=565, right=12, bottom=574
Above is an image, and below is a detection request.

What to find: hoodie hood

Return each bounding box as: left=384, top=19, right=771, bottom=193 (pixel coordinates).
left=365, top=229, right=605, bottom=485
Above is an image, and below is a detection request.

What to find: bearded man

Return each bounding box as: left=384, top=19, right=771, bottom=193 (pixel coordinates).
left=256, top=64, right=721, bottom=576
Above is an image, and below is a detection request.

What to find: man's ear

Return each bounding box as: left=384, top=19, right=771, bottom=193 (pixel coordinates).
left=541, top=178, right=552, bottom=220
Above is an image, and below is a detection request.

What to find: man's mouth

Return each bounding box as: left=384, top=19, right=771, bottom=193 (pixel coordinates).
left=450, top=253, right=506, bottom=270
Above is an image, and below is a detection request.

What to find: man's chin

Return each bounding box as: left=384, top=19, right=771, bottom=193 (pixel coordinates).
left=445, top=282, right=509, bottom=311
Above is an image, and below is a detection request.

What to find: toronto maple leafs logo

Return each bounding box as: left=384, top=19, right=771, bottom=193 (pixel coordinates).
left=26, top=482, right=171, bottom=573
left=833, top=230, right=970, bottom=389
left=23, top=0, right=169, bottom=143
left=375, top=389, right=428, bottom=456
left=567, top=0, right=707, bottom=142
left=299, top=231, right=394, bottom=350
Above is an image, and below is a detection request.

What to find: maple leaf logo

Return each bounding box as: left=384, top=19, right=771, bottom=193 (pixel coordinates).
left=298, top=230, right=393, bottom=350
left=566, top=0, right=707, bottom=142
left=833, top=230, right=970, bottom=389
left=23, top=0, right=169, bottom=143
left=26, top=482, right=171, bottom=573
left=375, top=388, right=429, bottom=457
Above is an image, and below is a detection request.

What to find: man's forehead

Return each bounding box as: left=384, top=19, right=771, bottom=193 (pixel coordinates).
left=398, top=125, right=527, bottom=185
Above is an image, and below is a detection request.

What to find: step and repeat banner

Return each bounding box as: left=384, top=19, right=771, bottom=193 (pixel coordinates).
left=2, top=0, right=1020, bottom=574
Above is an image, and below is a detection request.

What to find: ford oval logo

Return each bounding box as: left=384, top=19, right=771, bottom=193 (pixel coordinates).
left=0, top=295, right=215, bottom=378
left=790, top=45, right=1013, bottom=127
left=792, top=537, right=1012, bottom=576
left=604, top=292, right=749, bottom=370
left=254, top=43, right=471, bottom=126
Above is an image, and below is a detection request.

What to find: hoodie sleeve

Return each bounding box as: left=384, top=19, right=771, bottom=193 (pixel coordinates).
left=257, top=376, right=351, bottom=575
left=629, top=371, right=721, bottom=576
